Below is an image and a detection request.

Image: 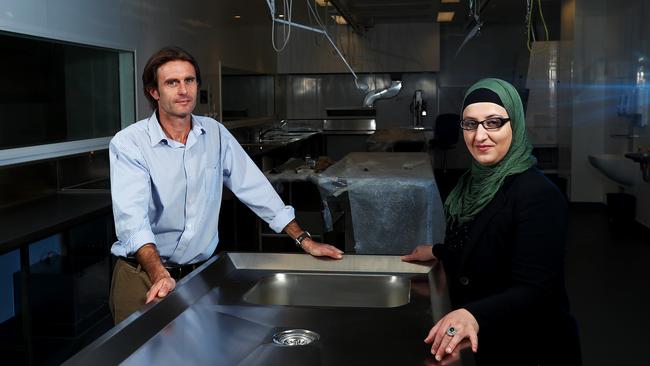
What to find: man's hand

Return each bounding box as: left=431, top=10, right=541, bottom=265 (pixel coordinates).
left=401, top=244, right=436, bottom=262
left=300, top=238, right=343, bottom=259
left=282, top=220, right=343, bottom=260
left=145, top=274, right=176, bottom=304
left=136, top=243, right=177, bottom=303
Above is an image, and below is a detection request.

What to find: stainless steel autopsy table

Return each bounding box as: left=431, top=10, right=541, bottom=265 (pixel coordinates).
left=315, top=152, right=446, bottom=255
left=63, top=253, right=476, bottom=366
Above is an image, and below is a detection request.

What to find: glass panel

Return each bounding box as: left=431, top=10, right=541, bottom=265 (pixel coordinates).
left=0, top=32, right=133, bottom=150
left=221, top=66, right=275, bottom=121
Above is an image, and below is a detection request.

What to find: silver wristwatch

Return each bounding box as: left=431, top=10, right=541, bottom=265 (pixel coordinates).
left=295, top=231, right=312, bottom=247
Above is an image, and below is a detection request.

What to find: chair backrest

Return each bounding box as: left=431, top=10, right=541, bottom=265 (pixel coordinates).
left=434, top=113, right=461, bottom=149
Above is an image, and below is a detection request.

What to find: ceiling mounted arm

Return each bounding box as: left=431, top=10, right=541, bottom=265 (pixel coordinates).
left=265, top=0, right=368, bottom=90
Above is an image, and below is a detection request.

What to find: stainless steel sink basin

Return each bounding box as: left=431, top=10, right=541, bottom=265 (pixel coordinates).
left=63, top=253, right=459, bottom=366
left=244, top=272, right=410, bottom=308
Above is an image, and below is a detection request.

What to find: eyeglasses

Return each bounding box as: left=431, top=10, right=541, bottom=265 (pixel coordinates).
left=460, top=117, right=511, bottom=131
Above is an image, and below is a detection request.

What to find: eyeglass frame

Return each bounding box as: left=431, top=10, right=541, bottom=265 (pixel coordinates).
left=459, top=117, right=511, bottom=131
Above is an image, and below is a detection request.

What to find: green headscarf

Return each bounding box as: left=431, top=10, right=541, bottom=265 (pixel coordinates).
left=444, top=78, right=537, bottom=226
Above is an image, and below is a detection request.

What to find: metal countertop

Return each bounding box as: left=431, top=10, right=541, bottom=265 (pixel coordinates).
left=64, top=253, right=476, bottom=366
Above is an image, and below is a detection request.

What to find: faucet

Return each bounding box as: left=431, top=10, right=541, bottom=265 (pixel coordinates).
left=258, top=120, right=288, bottom=142
left=363, top=81, right=402, bottom=108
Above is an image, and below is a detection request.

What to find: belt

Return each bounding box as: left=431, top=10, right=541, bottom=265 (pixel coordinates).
left=119, top=257, right=205, bottom=281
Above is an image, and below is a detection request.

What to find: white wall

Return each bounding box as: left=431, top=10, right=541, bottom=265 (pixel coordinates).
left=569, top=0, right=607, bottom=202
left=568, top=0, right=650, bottom=227
left=0, top=0, right=277, bottom=120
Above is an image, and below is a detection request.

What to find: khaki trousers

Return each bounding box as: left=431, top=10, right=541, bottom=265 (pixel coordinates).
left=109, top=258, right=153, bottom=325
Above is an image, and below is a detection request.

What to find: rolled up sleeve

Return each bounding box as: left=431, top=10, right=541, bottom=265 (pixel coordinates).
left=109, top=137, right=156, bottom=256
left=220, top=126, right=295, bottom=233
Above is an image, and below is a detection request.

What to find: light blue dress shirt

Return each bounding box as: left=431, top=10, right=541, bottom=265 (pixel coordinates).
left=109, top=113, right=295, bottom=264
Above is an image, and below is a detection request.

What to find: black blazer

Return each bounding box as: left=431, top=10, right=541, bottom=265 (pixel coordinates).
left=434, top=167, right=581, bottom=365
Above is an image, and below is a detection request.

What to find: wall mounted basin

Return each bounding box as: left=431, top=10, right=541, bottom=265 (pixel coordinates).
left=588, top=153, right=638, bottom=186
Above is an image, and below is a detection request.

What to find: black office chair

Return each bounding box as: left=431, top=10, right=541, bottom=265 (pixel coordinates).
left=430, top=113, right=460, bottom=172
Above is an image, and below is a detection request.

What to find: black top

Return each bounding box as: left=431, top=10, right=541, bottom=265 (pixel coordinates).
left=0, top=193, right=112, bottom=256
left=434, top=167, right=581, bottom=365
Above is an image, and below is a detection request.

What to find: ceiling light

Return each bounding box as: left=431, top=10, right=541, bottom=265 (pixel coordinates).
left=441, top=0, right=460, bottom=3
left=278, top=14, right=285, bottom=18
left=436, top=11, right=454, bottom=22
left=316, top=0, right=331, bottom=6
left=331, top=15, right=347, bottom=25
left=232, top=15, right=241, bottom=20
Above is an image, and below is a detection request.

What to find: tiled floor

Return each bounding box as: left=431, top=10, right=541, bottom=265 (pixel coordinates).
left=565, top=205, right=650, bottom=366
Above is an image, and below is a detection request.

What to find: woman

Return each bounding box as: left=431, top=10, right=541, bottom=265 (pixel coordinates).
left=403, top=78, right=581, bottom=365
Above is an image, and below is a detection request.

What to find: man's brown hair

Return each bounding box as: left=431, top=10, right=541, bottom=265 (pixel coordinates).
left=142, top=46, right=202, bottom=110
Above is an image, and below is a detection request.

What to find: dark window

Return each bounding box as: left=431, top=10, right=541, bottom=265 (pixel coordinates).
left=0, top=32, right=128, bottom=149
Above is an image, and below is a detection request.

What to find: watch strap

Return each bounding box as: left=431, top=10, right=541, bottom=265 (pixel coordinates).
left=295, top=231, right=312, bottom=247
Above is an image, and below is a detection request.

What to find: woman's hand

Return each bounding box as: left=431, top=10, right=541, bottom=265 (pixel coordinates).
left=425, top=308, right=479, bottom=362
left=401, top=244, right=436, bottom=262
left=424, top=339, right=472, bottom=366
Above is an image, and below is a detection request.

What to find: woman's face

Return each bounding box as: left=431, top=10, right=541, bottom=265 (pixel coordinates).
left=462, top=102, right=513, bottom=166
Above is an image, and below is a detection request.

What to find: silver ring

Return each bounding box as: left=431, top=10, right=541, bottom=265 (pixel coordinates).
left=446, top=326, right=456, bottom=337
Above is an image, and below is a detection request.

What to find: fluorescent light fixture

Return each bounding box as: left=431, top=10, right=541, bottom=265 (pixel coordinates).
left=437, top=11, right=454, bottom=22
left=278, top=14, right=285, bottom=18
left=441, top=0, right=460, bottom=3
left=331, top=15, right=347, bottom=25
left=316, top=0, right=331, bottom=6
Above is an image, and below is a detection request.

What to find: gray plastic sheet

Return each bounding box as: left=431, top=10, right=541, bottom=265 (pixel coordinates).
left=314, top=152, right=445, bottom=255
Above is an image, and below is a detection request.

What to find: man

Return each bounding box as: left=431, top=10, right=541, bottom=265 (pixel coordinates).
left=109, top=46, right=342, bottom=324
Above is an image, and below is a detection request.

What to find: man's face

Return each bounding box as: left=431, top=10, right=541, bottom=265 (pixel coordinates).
left=149, top=60, right=198, bottom=120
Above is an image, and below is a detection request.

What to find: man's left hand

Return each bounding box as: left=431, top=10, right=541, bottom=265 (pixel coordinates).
left=300, top=238, right=343, bottom=259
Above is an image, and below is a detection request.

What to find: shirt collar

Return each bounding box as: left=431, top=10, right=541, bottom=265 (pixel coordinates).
left=147, top=112, right=206, bottom=147
left=147, top=112, right=167, bottom=147
left=190, top=115, right=207, bottom=136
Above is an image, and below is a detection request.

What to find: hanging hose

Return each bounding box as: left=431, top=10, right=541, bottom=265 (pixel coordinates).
left=265, top=0, right=366, bottom=89
left=537, top=0, right=549, bottom=42
left=526, top=0, right=533, bottom=51
left=271, top=0, right=293, bottom=52
left=527, top=0, right=550, bottom=52
left=305, top=0, right=368, bottom=90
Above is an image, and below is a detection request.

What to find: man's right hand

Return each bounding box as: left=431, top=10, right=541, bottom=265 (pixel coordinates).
left=145, top=274, right=176, bottom=304
left=401, top=244, right=436, bottom=262
left=136, top=243, right=177, bottom=303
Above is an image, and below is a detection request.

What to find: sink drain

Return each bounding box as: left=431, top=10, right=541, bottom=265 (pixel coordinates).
left=272, top=329, right=319, bottom=346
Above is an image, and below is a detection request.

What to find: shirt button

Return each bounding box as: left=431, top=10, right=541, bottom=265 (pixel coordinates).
left=459, top=276, right=470, bottom=286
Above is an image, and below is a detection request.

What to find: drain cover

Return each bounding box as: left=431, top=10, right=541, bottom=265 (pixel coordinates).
left=272, top=329, right=320, bottom=346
